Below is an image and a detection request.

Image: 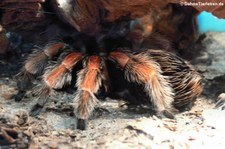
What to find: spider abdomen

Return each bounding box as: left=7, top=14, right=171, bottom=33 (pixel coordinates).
left=147, top=50, right=202, bottom=111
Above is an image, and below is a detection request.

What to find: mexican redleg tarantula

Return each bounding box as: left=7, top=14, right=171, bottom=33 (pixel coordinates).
left=16, top=43, right=202, bottom=129
left=9, top=0, right=203, bottom=130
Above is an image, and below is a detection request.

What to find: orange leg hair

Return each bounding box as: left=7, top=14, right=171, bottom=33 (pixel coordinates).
left=110, top=50, right=176, bottom=118
left=24, top=43, right=66, bottom=75
left=30, top=51, right=83, bottom=116
left=16, top=43, right=67, bottom=101
left=43, top=51, right=83, bottom=89
left=73, top=55, right=107, bottom=130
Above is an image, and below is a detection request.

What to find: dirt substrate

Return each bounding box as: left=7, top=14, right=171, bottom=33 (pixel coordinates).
left=0, top=32, right=225, bottom=149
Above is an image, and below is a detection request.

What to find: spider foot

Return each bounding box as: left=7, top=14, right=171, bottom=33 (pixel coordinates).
left=29, top=85, right=51, bottom=116
left=14, top=90, right=26, bottom=102
left=215, top=93, right=225, bottom=110
left=76, top=119, right=87, bottom=130
left=92, top=107, right=110, bottom=118
left=30, top=104, right=44, bottom=117
left=156, top=109, right=176, bottom=119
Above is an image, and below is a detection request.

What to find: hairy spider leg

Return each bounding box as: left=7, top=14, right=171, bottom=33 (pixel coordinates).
left=30, top=51, right=83, bottom=116
left=15, top=43, right=66, bottom=101
left=109, top=50, right=176, bottom=118
left=24, top=43, right=66, bottom=76
left=73, top=55, right=107, bottom=130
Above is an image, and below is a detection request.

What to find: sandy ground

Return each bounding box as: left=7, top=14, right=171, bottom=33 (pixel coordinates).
left=0, top=32, right=225, bottom=149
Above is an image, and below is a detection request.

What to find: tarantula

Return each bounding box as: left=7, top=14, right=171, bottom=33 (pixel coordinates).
left=17, top=43, right=202, bottom=130
left=2, top=0, right=203, bottom=130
